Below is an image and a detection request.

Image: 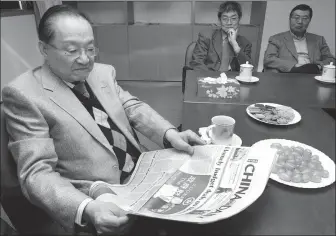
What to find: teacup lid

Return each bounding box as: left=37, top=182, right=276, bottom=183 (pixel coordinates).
left=324, top=62, right=335, bottom=69
left=240, top=61, right=254, bottom=68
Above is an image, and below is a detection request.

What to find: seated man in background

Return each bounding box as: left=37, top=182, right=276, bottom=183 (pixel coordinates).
left=264, top=4, right=335, bottom=74
left=190, top=1, right=252, bottom=72
left=2, top=5, right=205, bottom=235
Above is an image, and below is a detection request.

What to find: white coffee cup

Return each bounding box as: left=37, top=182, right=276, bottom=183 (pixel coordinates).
left=322, top=62, right=335, bottom=81
left=239, top=61, right=254, bottom=81
left=208, top=115, right=235, bottom=145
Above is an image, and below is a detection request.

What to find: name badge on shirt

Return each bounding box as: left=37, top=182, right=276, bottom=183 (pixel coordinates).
left=92, top=107, right=110, bottom=129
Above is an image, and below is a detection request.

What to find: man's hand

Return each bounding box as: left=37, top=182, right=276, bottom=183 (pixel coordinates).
left=164, top=129, right=206, bottom=155
left=227, top=28, right=240, bottom=54
left=83, top=200, right=133, bottom=235
left=227, top=28, right=238, bottom=42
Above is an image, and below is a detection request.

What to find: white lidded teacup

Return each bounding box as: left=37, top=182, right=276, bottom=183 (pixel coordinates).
left=239, top=61, right=254, bottom=81
left=322, top=62, right=335, bottom=81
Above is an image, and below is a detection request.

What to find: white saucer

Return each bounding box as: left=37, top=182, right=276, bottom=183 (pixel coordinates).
left=314, top=76, right=335, bottom=84
left=235, top=76, right=259, bottom=83
left=198, top=127, right=242, bottom=146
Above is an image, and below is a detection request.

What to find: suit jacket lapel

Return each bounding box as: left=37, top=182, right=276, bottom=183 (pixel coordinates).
left=86, top=68, right=141, bottom=151
left=40, top=64, right=114, bottom=154
left=284, top=31, right=298, bottom=60
left=306, top=33, right=315, bottom=62
left=236, top=35, right=244, bottom=49
left=213, top=29, right=223, bottom=60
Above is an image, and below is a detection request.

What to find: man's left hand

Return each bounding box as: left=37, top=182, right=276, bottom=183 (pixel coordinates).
left=227, top=28, right=238, bottom=42
left=164, top=129, right=206, bottom=155
left=227, top=28, right=240, bottom=54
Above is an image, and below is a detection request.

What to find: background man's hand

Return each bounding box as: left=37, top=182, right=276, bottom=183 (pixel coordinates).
left=227, top=28, right=240, bottom=54
left=164, top=129, right=206, bottom=155
left=227, top=28, right=238, bottom=42
left=83, top=200, right=134, bottom=235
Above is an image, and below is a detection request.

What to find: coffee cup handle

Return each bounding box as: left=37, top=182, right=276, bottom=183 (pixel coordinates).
left=206, top=125, right=215, bottom=138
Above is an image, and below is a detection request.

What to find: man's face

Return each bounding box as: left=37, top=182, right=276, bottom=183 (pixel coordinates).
left=220, top=11, right=240, bottom=33
left=290, top=10, right=311, bottom=35
left=43, top=16, right=95, bottom=83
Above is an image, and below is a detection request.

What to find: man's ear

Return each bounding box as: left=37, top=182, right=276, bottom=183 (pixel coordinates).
left=38, top=41, right=48, bottom=58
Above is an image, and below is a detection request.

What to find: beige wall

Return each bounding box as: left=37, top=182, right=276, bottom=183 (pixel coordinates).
left=258, top=0, right=336, bottom=71
left=77, top=1, right=127, bottom=24
left=134, top=2, right=192, bottom=24
left=1, top=14, right=43, bottom=98
left=195, top=1, right=252, bottom=25
left=2, top=2, right=333, bottom=83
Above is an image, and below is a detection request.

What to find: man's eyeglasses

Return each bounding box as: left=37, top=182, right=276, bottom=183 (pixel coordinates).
left=221, top=17, right=239, bottom=24
left=47, top=44, right=99, bottom=60
left=291, top=16, right=310, bottom=23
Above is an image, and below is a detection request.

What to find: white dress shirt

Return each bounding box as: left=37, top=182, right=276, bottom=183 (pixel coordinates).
left=291, top=31, right=311, bottom=65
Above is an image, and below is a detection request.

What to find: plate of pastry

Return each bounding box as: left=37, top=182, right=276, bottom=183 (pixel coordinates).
left=246, top=103, right=301, bottom=125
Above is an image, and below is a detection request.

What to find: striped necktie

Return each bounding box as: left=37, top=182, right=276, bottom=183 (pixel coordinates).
left=219, top=35, right=233, bottom=72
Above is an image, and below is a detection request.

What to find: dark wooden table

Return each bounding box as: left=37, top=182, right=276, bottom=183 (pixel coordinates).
left=184, top=70, right=336, bottom=109
left=171, top=103, right=335, bottom=235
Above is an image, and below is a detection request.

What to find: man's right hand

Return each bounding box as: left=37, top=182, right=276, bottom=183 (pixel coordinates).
left=83, top=200, right=130, bottom=235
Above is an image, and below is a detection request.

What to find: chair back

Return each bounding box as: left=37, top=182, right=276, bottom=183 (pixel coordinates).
left=0, top=102, right=50, bottom=233
left=184, top=41, right=196, bottom=67
left=0, top=102, right=20, bottom=193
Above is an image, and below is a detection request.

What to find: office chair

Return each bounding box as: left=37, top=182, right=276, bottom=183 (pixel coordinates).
left=182, top=41, right=196, bottom=94
left=0, top=102, right=51, bottom=234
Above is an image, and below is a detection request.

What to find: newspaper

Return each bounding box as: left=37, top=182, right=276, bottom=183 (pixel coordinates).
left=89, top=143, right=277, bottom=223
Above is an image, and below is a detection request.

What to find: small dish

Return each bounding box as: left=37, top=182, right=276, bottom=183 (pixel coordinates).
left=235, top=76, right=259, bottom=83
left=314, top=76, right=335, bottom=84
left=198, top=126, right=242, bottom=146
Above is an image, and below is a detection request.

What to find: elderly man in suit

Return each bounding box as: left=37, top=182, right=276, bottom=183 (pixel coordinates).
left=2, top=5, right=205, bottom=235
left=264, top=4, right=335, bottom=74
left=190, top=1, right=252, bottom=72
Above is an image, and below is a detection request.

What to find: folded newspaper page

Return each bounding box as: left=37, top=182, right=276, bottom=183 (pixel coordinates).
left=89, top=141, right=277, bottom=223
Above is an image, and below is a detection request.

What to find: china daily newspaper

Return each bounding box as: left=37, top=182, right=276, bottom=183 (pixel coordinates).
left=89, top=143, right=277, bottom=223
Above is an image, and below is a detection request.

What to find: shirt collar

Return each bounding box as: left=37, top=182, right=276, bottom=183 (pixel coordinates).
left=290, top=30, right=307, bottom=41
left=221, top=30, right=228, bottom=41
left=62, top=79, right=88, bottom=89
left=62, top=80, right=75, bottom=88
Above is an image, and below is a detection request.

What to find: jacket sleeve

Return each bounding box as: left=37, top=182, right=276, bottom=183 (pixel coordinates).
left=189, top=31, right=211, bottom=71
left=108, top=66, right=176, bottom=147
left=314, top=36, right=336, bottom=67
left=2, top=87, right=89, bottom=233
left=263, top=36, right=297, bottom=72
left=236, top=39, right=252, bottom=66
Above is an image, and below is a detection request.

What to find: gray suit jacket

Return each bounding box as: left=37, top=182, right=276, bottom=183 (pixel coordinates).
left=2, top=63, right=175, bottom=234
left=190, top=28, right=252, bottom=71
left=263, top=31, right=336, bottom=72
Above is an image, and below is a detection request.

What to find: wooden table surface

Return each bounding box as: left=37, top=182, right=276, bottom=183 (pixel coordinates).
left=176, top=103, right=335, bottom=235
left=184, top=71, right=336, bottom=109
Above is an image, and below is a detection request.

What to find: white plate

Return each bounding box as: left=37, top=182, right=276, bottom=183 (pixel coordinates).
left=198, top=126, right=242, bottom=146
left=258, top=139, right=335, bottom=188
left=235, top=76, right=259, bottom=83
left=314, top=76, right=335, bottom=84
left=246, top=103, right=301, bottom=126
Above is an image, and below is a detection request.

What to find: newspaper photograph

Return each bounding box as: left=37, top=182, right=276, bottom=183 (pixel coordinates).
left=89, top=143, right=277, bottom=223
